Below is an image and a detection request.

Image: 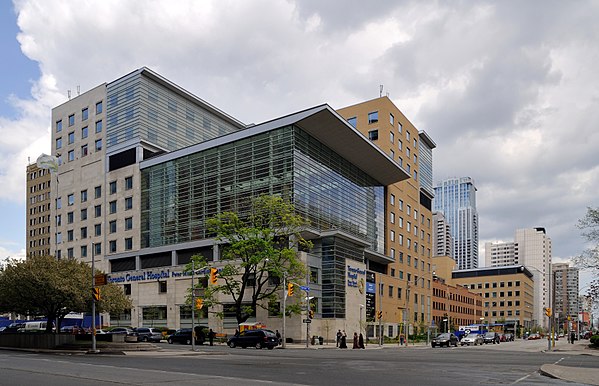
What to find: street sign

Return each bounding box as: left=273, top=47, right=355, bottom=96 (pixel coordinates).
left=94, top=274, right=107, bottom=286
left=193, top=288, right=203, bottom=297
left=300, top=286, right=310, bottom=292
left=302, top=319, right=312, bottom=323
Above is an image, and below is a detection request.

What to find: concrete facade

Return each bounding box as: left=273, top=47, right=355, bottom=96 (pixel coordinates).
left=26, top=163, right=52, bottom=258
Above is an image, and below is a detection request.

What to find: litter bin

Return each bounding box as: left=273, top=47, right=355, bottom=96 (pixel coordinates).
left=318, top=336, right=323, bottom=345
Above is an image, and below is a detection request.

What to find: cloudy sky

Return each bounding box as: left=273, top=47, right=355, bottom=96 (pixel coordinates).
left=1, top=0, right=598, bottom=284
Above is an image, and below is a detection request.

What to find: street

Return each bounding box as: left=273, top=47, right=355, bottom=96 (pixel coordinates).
left=0, top=338, right=596, bottom=385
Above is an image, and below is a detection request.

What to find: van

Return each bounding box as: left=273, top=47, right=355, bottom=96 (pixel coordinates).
left=23, top=321, right=48, bottom=332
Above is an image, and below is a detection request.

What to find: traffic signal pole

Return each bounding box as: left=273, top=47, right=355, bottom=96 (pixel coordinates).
left=282, top=273, right=286, bottom=349
left=90, top=242, right=97, bottom=353
left=191, top=259, right=196, bottom=352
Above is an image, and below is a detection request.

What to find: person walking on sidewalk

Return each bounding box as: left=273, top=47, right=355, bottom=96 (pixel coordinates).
left=571, top=331, right=576, bottom=344
left=339, top=330, right=348, bottom=348
left=359, top=333, right=365, bottom=349
left=336, top=330, right=342, bottom=347
left=208, top=328, right=215, bottom=346
left=352, top=332, right=359, bottom=349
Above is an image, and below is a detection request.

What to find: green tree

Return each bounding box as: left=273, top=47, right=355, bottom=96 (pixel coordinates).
left=574, top=207, right=599, bottom=302
left=188, top=195, right=311, bottom=325
left=0, top=255, right=131, bottom=332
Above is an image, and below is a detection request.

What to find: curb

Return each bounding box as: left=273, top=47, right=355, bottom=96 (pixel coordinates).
left=540, top=364, right=599, bottom=386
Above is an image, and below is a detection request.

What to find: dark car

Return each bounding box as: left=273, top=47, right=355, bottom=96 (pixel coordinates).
left=483, top=332, right=500, bottom=344
left=135, top=327, right=163, bottom=342
left=167, top=327, right=207, bottom=345
left=227, top=329, right=278, bottom=349
left=431, top=333, right=458, bottom=348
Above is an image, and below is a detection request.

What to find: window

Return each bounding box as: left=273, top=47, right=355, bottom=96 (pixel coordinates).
left=82, top=107, right=88, bottom=121
left=81, top=245, right=87, bottom=258
left=124, top=284, right=131, bottom=295
left=109, top=201, right=117, bottom=214
left=94, top=205, right=101, bottom=217
left=94, top=186, right=101, bottom=199
left=368, top=130, right=378, bottom=140
left=81, top=126, right=88, bottom=139
left=390, top=113, right=394, bottom=125
left=94, top=243, right=101, bottom=255
left=67, top=211, right=74, bottom=224
left=368, top=111, right=378, bottom=124
left=168, top=98, right=177, bottom=112
left=96, top=101, right=103, bottom=114
left=390, top=212, right=395, bottom=224
left=125, top=197, right=133, bottom=210
left=109, top=181, right=117, bottom=194
left=390, top=194, right=395, bottom=205
left=406, top=130, right=410, bottom=141
left=109, top=240, right=117, bottom=253
left=390, top=149, right=394, bottom=159
left=81, top=227, right=87, bottom=239
left=397, top=287, right=402, bottom=299
left=125, top=217, right=133, bottom=230
left=80, top=208, right=87, bottom=221
left=125, top=237, right=133, bottom=250
left=94, top=224, right=102, bottom=236
left=68, top=194, right=74, bottom=206
left=56, top=137, right=62, bottom=149
left=95, top=120, right=102, bottom=133
left=347, top=117, right=357, bottom=128
left=399, top=199, right=404, bottom=211
left=81, top=190, right=87, bottom=202
left=81, top=144, right=88, bottom=157
left=67, top=230, right=74, bottom=242
left=56, top=120, right=62, bottom=132
left=68, top=114, right=75, bottom=126
left=159, top=281, right=167, bottom=293
left=67, top=248, right=74, bottom=259
left=390, top=230, right=395, bottom=242
left=398, top=140, right=402, bottom=151
left=125, top=176, right=133, bottom=190
left=95, top=139, right=102, bottom=151
left=398, top=121, right=402, bottom=133
left=68, top=150, right=74, bottom=162
left=388, top=285, right=394, bottom=297
left=56, top=197, right=62, bottom=209
left=390, top=131, right=394, bottom=143
left=109, top=220, right=117, bottom=233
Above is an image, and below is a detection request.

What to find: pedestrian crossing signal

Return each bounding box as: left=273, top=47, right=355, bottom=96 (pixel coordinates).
left=92, top=287, right=101, bottom=301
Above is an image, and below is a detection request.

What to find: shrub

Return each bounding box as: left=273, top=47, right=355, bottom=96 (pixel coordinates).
left=590, top=335, right=599, bottom=347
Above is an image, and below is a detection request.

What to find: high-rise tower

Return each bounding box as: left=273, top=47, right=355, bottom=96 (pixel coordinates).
left=433, top=177, right=479, bottom=269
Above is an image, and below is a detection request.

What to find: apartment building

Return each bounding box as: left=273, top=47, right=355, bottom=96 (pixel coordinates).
left=485, top=228, right=552, bottom=329
left=337, top=97, right=437, bottom=336
left=452, top=266, right=535, bottom=333
left=433, top=177, right=479, bottom=270
left=553, top=263, right=579, bottom=323
left=25, top=163, right=52, bottom=258
left=433, top=211, right=453, bottom=258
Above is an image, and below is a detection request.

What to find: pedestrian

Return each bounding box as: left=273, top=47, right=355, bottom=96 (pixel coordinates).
left=336, top=329, right=342, bottom=347
left=400, top=333, right=405, bottom=346
left=234, top=329, right=240, bottom=337
left=208, top=328, right=215, bottom=346
left=359, top=333, right=365, bottom=349
left=570, top=331, right=575, bottom=344
left=276, top=329, right=282, bottom=346
left=339, top=330, right=347, bottom=348
left=353, top=332, right=359, bottom=349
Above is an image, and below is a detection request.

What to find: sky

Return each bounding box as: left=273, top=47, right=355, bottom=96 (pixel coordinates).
left=1, top=0, right=598, bottom=286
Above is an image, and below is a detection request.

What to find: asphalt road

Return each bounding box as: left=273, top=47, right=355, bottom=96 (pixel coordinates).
left=0, top=340, right=595, bottom=385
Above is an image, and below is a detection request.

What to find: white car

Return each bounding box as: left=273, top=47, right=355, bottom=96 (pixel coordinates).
left=461, top=334, right=483, bottom=346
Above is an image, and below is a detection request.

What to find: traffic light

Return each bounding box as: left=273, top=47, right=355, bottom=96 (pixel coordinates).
left=377, top=311, right=382, bottom=320
left=287, top=283, right=294, bottom=297
left=195, top=298, right=203, bottom=309
left=210, top=267, right=218, bottom=285
left=92, top=287, right=100, bottom=301
left=309, top=309, right=314, bottom=319
left=545, top=307, right=552, bottom=317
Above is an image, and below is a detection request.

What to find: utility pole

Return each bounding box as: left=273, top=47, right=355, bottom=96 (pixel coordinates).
left=90, top=242, right=97, bottom=353
left=378, top=281, right=383, bottom=346
left=306, top=270, right=310, bottom=348
left=191, top=259, right=196, bottom=351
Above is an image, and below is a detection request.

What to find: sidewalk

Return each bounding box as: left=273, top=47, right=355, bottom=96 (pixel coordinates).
left=541, top=340, right=599, bottom=385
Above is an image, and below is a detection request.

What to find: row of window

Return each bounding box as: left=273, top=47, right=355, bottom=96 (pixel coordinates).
left=470, top=281, right=521, bottom=289
left=56, top=177, right=133, bottom=210
left=29, top=168, right=50, bottom=180
left=56, top=101, right=103, bottom=133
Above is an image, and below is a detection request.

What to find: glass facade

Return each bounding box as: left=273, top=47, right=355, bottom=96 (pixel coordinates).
left=141, top=126, right=384, bottom=251
left=106, top=71, right=241, bottom=152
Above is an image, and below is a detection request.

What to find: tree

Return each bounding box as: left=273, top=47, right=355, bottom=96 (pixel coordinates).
left=0, top=255, right=131, bottom=333
left=574, top=207, right=599, bottom=303
left=188, top=195, right=311, bottom=325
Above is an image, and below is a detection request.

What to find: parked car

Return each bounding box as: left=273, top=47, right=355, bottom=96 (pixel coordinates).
left=167, top=327, right=208, bottom=345
left=431, top=333, right=458, bottom=348
left=135, top=327, right=163, bottom=342
left=227, top=329, right=278, bottom=349
left=460, top=334, right=483, bottom=346
left=527, top=333, right=541, bottom=340
left=109, top=327, right=137, bottom=336
left=483, top=332, right=500, bottom=344
left=504, top=333, right=514, bottom=342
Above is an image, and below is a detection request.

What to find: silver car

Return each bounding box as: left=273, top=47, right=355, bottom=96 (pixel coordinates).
left=461, top=334, right=483, bottom=346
